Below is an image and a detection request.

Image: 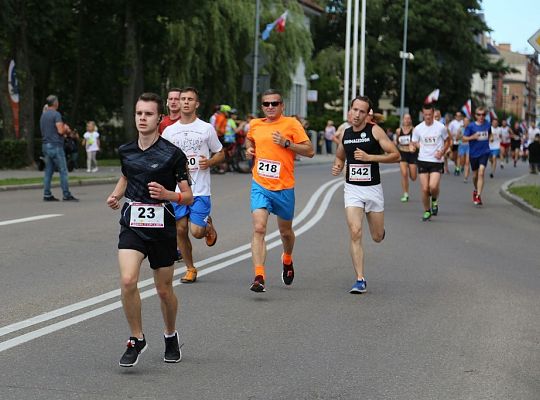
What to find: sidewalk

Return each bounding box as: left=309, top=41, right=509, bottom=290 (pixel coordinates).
left=500, top=172, right=540, bottom=218
left=0, top=153, right=335, bottom=191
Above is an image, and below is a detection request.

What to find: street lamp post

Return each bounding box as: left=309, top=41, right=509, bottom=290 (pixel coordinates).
left=399, top=0, right=410, bottom=123
left=251, top=0, right=261, bottom=116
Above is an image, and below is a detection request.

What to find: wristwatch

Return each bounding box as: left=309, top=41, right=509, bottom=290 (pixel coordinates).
left=284, top=139, right=291, bottom=148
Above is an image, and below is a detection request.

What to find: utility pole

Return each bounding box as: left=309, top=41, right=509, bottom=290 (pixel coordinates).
left=399, top=0, right=410, bottom=123
left=251, top=0, right=261, bottom=115
left=359, top=0, right=366, bottom=96
left=343, top=0, right=352, bottom=121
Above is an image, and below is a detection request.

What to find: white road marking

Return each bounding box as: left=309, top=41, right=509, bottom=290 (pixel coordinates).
left=0, top=214, right=63, bottom=226
left=0, top=170, right=398, bottom=353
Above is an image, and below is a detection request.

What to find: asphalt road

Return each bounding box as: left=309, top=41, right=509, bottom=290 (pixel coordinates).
left=0, top=161, right=538, bottom=400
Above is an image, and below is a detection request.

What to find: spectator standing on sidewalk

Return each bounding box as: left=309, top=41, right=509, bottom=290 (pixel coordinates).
left=324, top=120, right=336, bottom=155
left=40, top=94, right=78, bottom=202
left=83, top=121, right=100, bottom=172
left=528, top=134, right=540, bottom=174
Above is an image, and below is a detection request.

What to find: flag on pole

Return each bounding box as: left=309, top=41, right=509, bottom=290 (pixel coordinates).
left=489, top=108, right=498, bottom=121
left=506, top=116, right=512, bottom=125
left=424, top=89, right=440, bottom=104
left=261, top=11, right=288, bottom=41
left=461, top=99, right=471, bottom=118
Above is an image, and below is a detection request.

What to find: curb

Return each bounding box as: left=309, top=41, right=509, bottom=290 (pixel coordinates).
left=0, top=177, right=118, bottom=192
left=0, top=158, right=335, bottom=192
left=499, top=176, right=540, bottom=218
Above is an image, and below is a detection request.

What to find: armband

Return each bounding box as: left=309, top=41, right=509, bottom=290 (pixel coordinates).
left=177, top=192, right=183, bottom=204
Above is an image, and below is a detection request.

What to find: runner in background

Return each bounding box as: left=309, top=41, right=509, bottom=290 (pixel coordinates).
left=159, top=88, right=182, bottom=134
left=394, top=113, right=417, bottom=202
left=488, top=118, right=502, bottom=178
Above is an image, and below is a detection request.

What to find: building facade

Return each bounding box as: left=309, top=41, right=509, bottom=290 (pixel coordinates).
left=494, top=44, right=539, bottom=122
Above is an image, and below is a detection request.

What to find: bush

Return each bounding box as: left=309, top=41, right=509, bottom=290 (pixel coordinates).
left=0, top=140, right=29, bottom=169
left=382, top=114, right=400, bottom=131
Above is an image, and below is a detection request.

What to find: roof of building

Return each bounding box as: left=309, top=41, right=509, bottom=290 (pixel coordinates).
left=497, top=47, right=529, bottom=65
left=486, top=43, right=499, bottom=55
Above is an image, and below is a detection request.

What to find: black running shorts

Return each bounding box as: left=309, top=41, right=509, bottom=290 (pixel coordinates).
left=399, top=150, right=418, bottom=164
left=417, top=160, right=444, bottom=174
left=469, top=153, right=489, bottom=171
left=118, top=226, right=177, bottom=269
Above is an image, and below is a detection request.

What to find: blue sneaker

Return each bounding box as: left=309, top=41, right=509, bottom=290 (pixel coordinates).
left=349, top=279, right=367, bottom=294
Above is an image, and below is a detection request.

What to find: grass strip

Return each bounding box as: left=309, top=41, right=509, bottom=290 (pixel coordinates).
left=508, top=185, right=540, bottom=209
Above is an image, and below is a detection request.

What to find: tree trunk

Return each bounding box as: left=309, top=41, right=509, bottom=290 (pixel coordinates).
left=71, top=2, right=85, bottom=124
left=0, top=57, right=16, bottom=140
left=122, top=2, right=143, bottom=142
left=15, top=1, right=35, bottom=164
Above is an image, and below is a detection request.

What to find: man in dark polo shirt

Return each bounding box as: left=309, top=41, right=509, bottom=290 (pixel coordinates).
left=40, top=95, right=78, bottom=201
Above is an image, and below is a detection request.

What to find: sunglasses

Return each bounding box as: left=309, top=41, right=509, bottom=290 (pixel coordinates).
left=476, top=113, right=486, bottom=116
left=262, top=101, right=282, bottom=107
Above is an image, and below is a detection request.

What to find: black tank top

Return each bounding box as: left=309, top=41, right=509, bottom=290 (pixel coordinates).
left=397, top=127, right=414, bottom=151
left=342, top=124, right=382, bottom=186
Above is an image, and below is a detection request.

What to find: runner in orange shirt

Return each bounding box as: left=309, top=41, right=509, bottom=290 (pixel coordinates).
left=246, top=89, right=315, bottom=292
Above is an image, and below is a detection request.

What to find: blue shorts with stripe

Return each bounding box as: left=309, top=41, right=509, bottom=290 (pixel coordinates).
left=172, top=195, right=211, bottom=227
left=250, top=180, right=295, bottom=221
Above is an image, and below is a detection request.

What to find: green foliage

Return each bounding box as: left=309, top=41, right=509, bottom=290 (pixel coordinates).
left=307, top=109, right=343, bottom=132
left=382, top=114, right=400, bottom=131
left=313, top=0, right=510, bottom=120
left=0, top=140, right=29, bottom=168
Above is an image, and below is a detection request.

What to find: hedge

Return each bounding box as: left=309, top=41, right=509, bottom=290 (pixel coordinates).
left=0, top=140, right=29, bottom=169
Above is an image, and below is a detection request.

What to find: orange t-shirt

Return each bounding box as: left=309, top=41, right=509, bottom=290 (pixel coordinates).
left=247, top=116, right=309, bottom=190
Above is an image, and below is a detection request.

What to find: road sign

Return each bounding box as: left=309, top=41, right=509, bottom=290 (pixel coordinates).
left=528, top=29, right=540, bottom=53
left=244, top=51, right=267, bottom=70
left=242, top=74, right=270, bottom=93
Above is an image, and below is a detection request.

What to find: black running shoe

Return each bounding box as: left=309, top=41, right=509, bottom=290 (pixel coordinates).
left=43, top=196, right=60, bottom=202
left=250, top=275, right=266, bottom=292
left=282, top=261, right=294, bottom=285
left=63, top=195, right=79, bottom=202
left=164, top=332, right=182, bottom=363
left=119, top=336, right=147, bottom=367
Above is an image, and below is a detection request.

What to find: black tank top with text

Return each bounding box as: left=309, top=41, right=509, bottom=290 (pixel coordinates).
left=342, top=124, right=382, bottom=186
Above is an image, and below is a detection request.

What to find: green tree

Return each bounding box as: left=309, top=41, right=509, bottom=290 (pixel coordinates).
left=311, top=0, right=511, bottom=122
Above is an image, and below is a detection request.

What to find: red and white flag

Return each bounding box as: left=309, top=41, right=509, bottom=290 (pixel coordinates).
left=461, top=99, right=472, bottom=118
left=424, top=89, right=440, bottom=104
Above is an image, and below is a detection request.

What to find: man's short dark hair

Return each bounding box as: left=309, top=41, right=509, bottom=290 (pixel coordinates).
left=137, top=92, right=164, bottom=115
left=350, top=96, right=372, bottom=112
left=167, top=87, right=182, bottom=95
left=180, top=86, right=199, bottom=100
left=46, top=95, right=58, bottom=106
left=422, top=103, right=434, bottom=111
left=262, top=88, right=283, bottom=101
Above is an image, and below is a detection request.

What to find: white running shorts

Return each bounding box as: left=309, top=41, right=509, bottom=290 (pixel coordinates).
left=344, top=183, right=384, bottom=213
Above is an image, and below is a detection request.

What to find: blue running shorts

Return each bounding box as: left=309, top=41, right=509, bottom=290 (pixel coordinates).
left=173, top=195, right=211, bottom=227
left=490, top=148, right=500, bottom=157
left=250, top=180, right=295, bottom=221
left=458, top=143, right=469, bottom=157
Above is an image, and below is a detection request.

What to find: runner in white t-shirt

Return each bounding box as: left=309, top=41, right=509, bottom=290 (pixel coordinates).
left=499, top=119, right=511, bottom=167
left=410, top=104, right=451, bottom=221
left=162, top=87, right=224, bottom=283
left=448, top=112, right=464, bottom=175
left=489, top=119, right=502, bottom=178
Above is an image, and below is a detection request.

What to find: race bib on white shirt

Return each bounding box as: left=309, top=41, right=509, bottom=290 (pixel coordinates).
left=186, top=154, right=199, bottom=172
left=129, top=203, right=164, bottom=228
left=348, top=164, right=372, bottom=182
left=477, top=130, right=489, bottom=141
left=422, top=135, right=438, bottom=146
left=257, top=158, right=281, bottom=179
left=398, top=136, right=411, bottom=145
